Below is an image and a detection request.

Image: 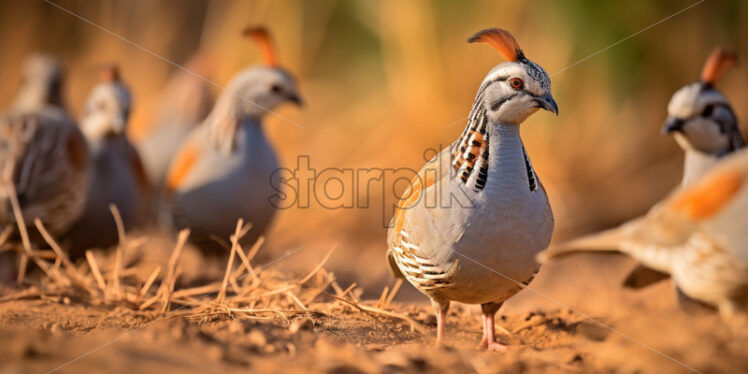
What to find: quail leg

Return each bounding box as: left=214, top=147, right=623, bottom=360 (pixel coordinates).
left=479, top=302, right=507, bottom=352
left=431, top=299, right=450, bottom=346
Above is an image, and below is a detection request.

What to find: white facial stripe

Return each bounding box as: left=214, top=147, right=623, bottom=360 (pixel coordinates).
left=669, top=83, right=729, bottom=119
left=81, top=82, right=132, bottom=139
left=676, top=118, right=730, bottom=154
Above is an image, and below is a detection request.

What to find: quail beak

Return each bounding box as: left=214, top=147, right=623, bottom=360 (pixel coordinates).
left=534, top=94, right=559, bottom=116
left=287, top=93, right=304, bottom=107
left=662, top=117, right=685, bottom=135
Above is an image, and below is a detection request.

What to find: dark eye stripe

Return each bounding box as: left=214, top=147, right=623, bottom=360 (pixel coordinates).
left=682, top=103, right=731, bottom=120
left=702, top=103, right=730, bottom=116
left=490, top=93, right=517, bottom=111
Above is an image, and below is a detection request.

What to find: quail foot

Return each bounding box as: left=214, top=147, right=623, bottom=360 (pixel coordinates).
left=386, top=28, right=558, bottom=350
left=165, top=27, right=302, bottom=254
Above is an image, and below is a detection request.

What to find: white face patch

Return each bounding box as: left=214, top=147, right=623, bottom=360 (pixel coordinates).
left=81, top=82, right=131, bottom=140
left=666, top=82, right=736, bottom=154
left=480, top=60, right=553, bottom=124
left=13, top=55, right=63, bottom=111
left=668, top=83, right=728, bottom=119
left=229, top=66, right=301, bottom=118
left=675, top=119, right=729, bottom=153
left=668, top=83, right=702, bottom=118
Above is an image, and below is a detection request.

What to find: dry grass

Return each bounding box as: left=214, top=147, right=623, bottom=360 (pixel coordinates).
left=0, top=193, right=419, bottom=334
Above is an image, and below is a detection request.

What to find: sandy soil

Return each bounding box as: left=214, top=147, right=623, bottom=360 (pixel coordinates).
left=1, top=243, right=747, bottom=374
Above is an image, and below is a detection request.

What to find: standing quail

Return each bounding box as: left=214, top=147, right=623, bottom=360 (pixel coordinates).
left=62, top=66, right=146, bottom=256
left=165, top=27, right=302, bottom=253
left=386, top=28, right=558, bottom=350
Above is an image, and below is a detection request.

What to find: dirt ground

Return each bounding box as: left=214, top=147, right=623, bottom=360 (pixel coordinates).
left=1, top=235, right=747, bottom=374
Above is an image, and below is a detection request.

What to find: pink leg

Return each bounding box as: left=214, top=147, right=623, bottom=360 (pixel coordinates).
left=479, top=313, right=489, bottom=347
left=479, top=302, right=507, bottom=352
left=431, top=299, right=450, bottom=346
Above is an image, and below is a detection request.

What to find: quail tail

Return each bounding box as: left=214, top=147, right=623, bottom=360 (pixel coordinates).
left=536, top=226, right=629, bottom=263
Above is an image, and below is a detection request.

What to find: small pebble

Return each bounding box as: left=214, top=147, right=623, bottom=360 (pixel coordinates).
left=289, top=318, right=311, bottom=334
left=227, top=320, right=244, bottom=334
left=376, top=350, right=409, bottom=368
left=286, top=343, right=296, bottom=357
left=49, top=324, right=62, bottom=335
left=248, top=329, right=267, bottom=346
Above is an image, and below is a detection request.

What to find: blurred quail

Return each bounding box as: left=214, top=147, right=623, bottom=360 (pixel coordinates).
left=139, top=51, right=214, bottom=188
left=11, top=54, right=66, bottom=113
left=165, top=27, right=302, bottom=253
left=62, top=66, right=146, bottom=255
left=0, top=54, right=89, bottom=238
left=539, top=149, right=748, bottom=323
left=664, top=48, right=742, bottom=186
left=624, top=48, right=743, bottom=306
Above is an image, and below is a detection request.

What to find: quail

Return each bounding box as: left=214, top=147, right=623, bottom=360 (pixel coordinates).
left=539, top=149, right=748, bottom=323
left=386, top=28, right=558, bottom=350
left=62, top=66, right=146, bottom=255
left=624, top=49, right=742, bottom=304
left=165, top=27, right=302, bottom=253
left=138, top=51, right=214, bottom=188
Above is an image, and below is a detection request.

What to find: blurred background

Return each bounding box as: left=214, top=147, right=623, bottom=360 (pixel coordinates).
left=1, top=0, right=746, bottom=306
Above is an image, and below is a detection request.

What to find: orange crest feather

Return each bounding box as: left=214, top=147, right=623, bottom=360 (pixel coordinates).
left=99, top=64, right=120, bottom=82
left=468, top=28, right=524, bottom=61
left=700, top=48, right=737, bottom=85
left=243, top=27, right=278, bottom=67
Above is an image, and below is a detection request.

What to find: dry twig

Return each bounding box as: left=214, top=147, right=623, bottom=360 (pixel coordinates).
left=6, top=184, right=32, bottom=283
left=150, top=229, right=189, bottom=314
left=324, top=292, right=424, bottom=333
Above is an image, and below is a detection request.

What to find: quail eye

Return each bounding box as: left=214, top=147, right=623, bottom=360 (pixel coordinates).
left=270, top=84, right=283, bottom=94
left=701, top=105, right=714, bottom=117
left=509, top=78, right=524, bottom=91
